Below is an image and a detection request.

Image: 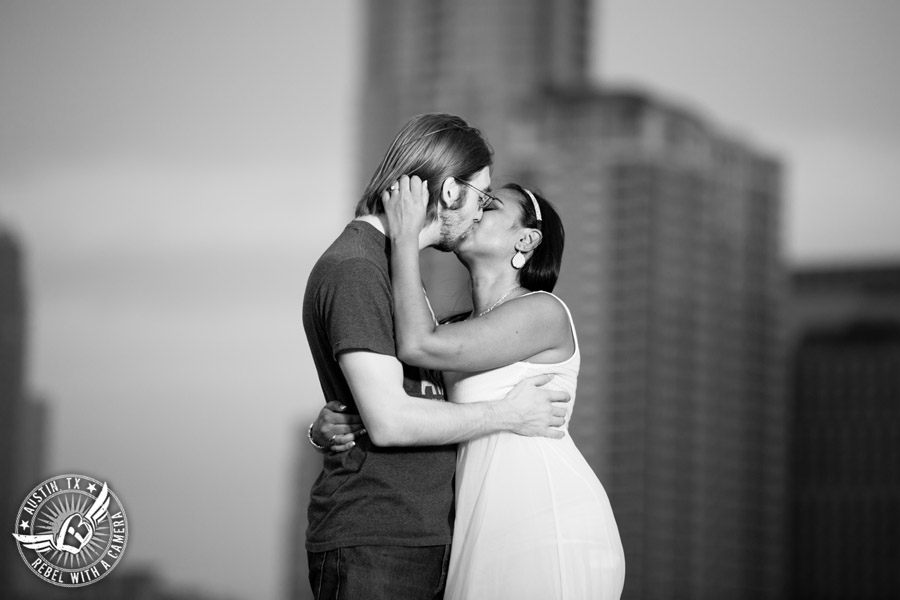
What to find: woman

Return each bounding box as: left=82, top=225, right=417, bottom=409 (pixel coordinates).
left=382, top=176, right=625, bottom=599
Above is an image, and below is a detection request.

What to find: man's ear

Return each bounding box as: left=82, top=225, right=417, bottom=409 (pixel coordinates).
left=515, top=229, right=543, bottom=253
left=440, top=177, right=461, bottom=209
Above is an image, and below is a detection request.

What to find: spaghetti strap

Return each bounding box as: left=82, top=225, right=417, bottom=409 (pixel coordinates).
left=521, top=290, right=579, bottom=354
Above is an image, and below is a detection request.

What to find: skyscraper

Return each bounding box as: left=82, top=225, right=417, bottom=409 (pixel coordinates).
left=358, top=2, right=786, bottom=598
left=788, top=264, right=900, bottom=599
left=358, top=0, right=590, bottom=182
left=1, top=225, right=52, bottom=599
left=1, top=224, right=27, bottom=591
left=528, top=89, right=787, bottom=598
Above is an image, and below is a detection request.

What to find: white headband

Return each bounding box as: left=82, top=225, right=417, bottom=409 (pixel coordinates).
left=523, top=188, right=542, bottom=223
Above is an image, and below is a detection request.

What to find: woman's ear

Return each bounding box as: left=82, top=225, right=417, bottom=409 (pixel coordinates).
left=440, top=177, right=461, bottom=209
left=516, top=229, right=543, bottom=253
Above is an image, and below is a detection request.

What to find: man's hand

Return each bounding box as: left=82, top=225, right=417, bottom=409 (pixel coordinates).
left=311, top=401, right=367, bottom=453
left=383, top=174, right=428, bottom=243
left=497, top=374, right=570, bottom=439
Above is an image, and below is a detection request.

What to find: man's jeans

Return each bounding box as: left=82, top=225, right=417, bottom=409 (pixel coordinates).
left=308, top=544, right=451, bottom=600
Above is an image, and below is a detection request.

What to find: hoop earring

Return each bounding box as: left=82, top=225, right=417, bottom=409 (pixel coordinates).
left=511, top=252, right=527, bottom=269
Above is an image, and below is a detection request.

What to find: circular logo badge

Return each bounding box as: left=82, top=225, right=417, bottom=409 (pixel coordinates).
left=11, top=474, right=128, bottom=587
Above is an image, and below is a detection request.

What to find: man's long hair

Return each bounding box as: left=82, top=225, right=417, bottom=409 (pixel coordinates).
left=356, top=113, right=493, bottom=221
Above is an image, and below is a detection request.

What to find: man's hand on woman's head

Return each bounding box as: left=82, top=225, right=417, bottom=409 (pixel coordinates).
left=383, top=174, right=428, bottom=243
left=310, top=400, right=367, bottom=453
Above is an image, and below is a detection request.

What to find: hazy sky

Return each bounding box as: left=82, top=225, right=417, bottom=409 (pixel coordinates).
left=1, top=1, right=898, bottom=599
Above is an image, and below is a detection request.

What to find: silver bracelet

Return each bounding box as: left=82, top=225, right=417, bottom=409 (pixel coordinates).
left=307, top=422, right=327, bottom=453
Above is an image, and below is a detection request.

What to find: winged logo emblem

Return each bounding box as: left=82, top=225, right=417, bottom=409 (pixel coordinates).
left=13, top=482, right=111, bottom=555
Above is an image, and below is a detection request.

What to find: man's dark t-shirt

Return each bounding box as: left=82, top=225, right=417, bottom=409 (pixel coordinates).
left=302, top=220, right=457, bottom=552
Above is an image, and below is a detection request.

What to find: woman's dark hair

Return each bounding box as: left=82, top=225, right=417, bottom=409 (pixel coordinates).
left=503, top=183, right=564, bottom=292
left=356, top=113, right=493, bottom=221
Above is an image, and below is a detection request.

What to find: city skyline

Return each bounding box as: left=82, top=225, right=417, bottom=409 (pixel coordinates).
left=1, top=2, right=899, bottom=599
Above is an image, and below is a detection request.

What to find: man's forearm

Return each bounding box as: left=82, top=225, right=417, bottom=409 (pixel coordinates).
left=363, top=395, right=515, bottom=447
left=339, top=352, right=565, bottom=448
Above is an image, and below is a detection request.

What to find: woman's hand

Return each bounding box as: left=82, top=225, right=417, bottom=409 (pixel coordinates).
left=383, top=174, right=428, bottom=244
left=310, top=401, right=367, bottom=453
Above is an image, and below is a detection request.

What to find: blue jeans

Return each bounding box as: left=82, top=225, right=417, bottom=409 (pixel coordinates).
left=308, top=544, right=451, bottom=600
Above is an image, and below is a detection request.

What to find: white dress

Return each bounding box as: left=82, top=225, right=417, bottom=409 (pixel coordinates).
left=444, top=292, right=625, bottom=600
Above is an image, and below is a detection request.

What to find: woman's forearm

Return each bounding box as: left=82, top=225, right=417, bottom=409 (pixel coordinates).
left=390, top=237, right=439, bottom=354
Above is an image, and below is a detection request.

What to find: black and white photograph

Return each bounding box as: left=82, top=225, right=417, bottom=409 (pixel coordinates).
left=2, top=2, right=898, bottom=599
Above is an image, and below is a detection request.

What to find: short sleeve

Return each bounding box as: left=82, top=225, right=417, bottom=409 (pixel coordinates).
left=316, top=257, right=396, bottom=358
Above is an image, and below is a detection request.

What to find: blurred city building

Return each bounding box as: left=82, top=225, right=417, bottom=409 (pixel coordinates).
left=0, top=223, right=54, bottom=598
left=1, top=224, right=27, bottom=593
left=0, top=225, right=27, bottom=582
left=788, top=264, right=900, bottom=599
left=356, top=1, right=787, bottom=599
left=537, top=88, right=786, bottom=599
left=14, top=392, right=50, bottom=496
left=9, top=391, right=51, bottom=596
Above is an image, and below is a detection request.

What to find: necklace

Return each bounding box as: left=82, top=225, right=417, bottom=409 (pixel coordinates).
left=477, top=285, right=523, bottom=317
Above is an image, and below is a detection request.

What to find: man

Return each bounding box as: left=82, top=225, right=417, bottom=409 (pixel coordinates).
left=302, top=113, right=569, bottom=599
